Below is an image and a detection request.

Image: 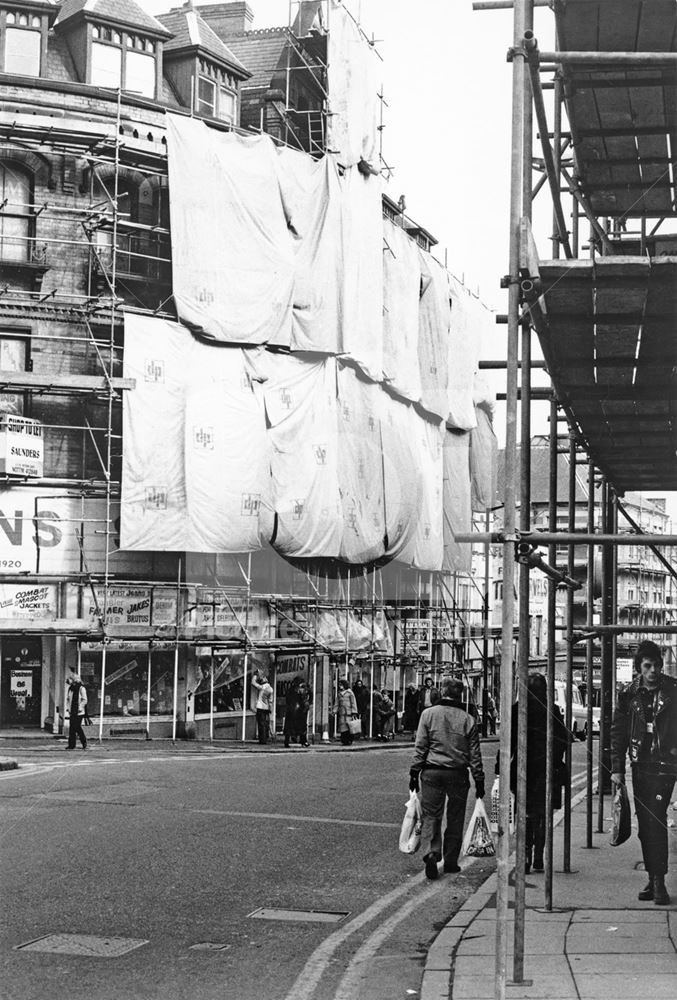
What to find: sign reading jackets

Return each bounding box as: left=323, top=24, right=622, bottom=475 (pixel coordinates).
left=0, top=583, right=57, bottom=620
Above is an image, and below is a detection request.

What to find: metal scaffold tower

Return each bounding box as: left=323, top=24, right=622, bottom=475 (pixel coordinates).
left=469, top=2, right=677, bottom=997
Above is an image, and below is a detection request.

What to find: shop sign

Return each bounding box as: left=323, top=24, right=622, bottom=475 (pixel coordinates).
left=88, top=587, right=151, bottom=626
left=0, top=583, right=56, bottom=619
left=151, top=589, right=178, bottom=625
left=276, top=652, right=309, bottom=679
left=0, top=415, right=43, bottom=477
left=10, top=669, right=32, bottom=697
left=404, top=618, right=432, bottom=656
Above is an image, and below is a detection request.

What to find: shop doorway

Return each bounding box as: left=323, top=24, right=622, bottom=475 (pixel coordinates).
left=0, top=638, right=42, bottom=728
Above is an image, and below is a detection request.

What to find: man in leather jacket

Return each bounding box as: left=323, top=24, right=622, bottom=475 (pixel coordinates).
left=611, top=640, right=677, bottom=905
left=409, top=678, right=485, bottom=880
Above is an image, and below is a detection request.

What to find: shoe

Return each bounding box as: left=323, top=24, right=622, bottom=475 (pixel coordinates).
left=653, top=876, right=670, bottom=906
left=443, top=863, right=461, bottom=874
left=532, top=859, right=544, bottom=873
left=424, top=857, right=440, bottom=881
left=638, top=879, right=654, bottom=901
left=284, top=741, right=290, bottom=748
left=525, top=863, right=531, bottom=875
left=301, top=742, right=309, bottom=748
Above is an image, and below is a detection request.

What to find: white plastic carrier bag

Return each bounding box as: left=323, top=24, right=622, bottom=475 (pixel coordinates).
left=462, top=798, right=496, bottom=857
left=489, top=776, right=515, bottom=835
left=398, top=790, right=423, bottom=855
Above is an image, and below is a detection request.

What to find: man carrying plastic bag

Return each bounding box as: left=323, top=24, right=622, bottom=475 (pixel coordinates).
left=409, top=677, right=486, bottom=880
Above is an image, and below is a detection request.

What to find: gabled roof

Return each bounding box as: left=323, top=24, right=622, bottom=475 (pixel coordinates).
left=158, top=7, right=250, bottom=77
left=55, top=0, right=172, bottom=38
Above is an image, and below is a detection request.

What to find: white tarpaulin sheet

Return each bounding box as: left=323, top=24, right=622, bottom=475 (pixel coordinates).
left=259, top=352, right=342, bottom=559
left=277, top=149, right=343, bottom=354
left=418, top=250, right=450, bottom=420
left=447, top=275, right=485, bottom=431
left=443, top=430, right=472, bottom=573
left=399, top=417, right=444, bottom=571
left=337, top=364, right=385, bottom=563
left=340, top=167, right=384, bottom=381
left=380, top=392, right=423, bottom=559
left=121, top=314, right=273, bottom=552
left=166, top=114, right=294, bottom=346
left=470, top=403, right=498, bottom=512
left=382, top=219, right=422, bottom=403
left=326, top=0, right=381, bottom=168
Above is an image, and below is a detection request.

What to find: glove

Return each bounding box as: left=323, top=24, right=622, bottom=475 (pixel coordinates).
left=409, top=770, right=420, bottom=793
left=475, top=780, right=485, bottom=799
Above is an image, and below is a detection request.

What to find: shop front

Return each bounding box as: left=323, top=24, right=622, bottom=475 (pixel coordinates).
left=0, top=637, right=43, bottom=728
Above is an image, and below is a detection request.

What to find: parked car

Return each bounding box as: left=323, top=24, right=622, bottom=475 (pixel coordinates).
left=554, top=680, right=600, bottom=740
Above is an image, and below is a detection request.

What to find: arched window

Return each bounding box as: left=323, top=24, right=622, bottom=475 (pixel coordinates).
left=0, top=162, right=32, bottom=262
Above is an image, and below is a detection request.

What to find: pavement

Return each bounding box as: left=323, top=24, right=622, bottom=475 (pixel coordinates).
left=420, top=778, right=677, bottom=1000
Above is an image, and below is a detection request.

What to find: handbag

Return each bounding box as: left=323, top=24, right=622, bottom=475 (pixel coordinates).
left=347, top=716, right=362, bottom=736
left=398, top=790, right=422, bottom=854
left=609, top=783, right=631, bottom=846
left=462, top=798, right=496, bottom=857
left=489, top=776, right=515, bottom=834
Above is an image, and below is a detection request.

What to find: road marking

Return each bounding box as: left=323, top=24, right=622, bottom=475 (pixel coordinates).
left=193, top=809, right=399, bottom=829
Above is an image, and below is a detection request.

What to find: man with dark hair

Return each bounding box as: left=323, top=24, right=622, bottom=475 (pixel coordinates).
left=409, top=677, right=485, bottom=880
left=611, top=640, right=677, bottom=905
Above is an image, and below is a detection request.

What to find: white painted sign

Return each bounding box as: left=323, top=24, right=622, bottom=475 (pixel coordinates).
left=0, top=583, right=56, bottom=619
left=0, top=415, right=43, bottom=477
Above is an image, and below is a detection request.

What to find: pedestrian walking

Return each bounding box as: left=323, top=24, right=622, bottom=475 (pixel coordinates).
left=402, top=684, right=419, bottom=733
left=353, top=679, right=371, bottom=738
left=416, top=675, right=439, bottom=724
left=611, top=640, right=677, bottom=905
left=485, top=692, right=498, bottom=735
left=284, top=677, right=310, bottom=748
left=65, top=669, right=88, bottom=750
left=252, top=669, right=274, bottom=745
left=379, top=689, right=396, bottom=740
left=334, top=677, right=359, bottom=746
left=409, top=677, right=485, bottom=880
left=500, top=672, right=571, bottom=873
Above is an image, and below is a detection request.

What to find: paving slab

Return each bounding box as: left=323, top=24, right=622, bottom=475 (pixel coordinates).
left=564, top=933, right=675, bottom=954
left=453, top=973, right=577, bottom=999
left=571, top=908, right=668, bottom=923
left=454, top=956, right=572, bottom=978
left=575, top=974, right=677, bottom=999
left=568, top=953, right=677, bottom=974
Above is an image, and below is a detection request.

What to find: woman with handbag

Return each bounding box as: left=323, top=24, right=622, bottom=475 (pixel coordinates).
left=334, top=677, right=359, bottom=746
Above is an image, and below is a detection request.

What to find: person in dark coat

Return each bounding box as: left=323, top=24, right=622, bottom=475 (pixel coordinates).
left=402, top=684, right=419, bottom=733
left=500, top=672, right=571, bottom=873
left=66, top=668, right=89, bottom=751
left=284, top=677, right=310, bottom=748
left=353, top=679, right=371, bottom=739
left=416, top=676, right=439, bottom=723
left=611, top=640, right=677, bottom=905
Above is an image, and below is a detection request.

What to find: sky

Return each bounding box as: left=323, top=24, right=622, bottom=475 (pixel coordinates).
left=137, top=2, right=675, bottom=520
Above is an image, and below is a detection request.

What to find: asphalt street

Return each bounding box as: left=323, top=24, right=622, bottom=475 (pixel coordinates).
left=0, top=739, right=590, bottom=1000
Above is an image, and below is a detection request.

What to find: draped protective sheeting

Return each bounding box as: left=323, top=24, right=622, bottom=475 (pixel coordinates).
left=399, top=417, right=445, bottom=571
left=121, top=314, right=273, bottom=552
left=380, top=392, right=424, bottom=559
left=382, top=218, right=422, bottom=402
left=259, top=352, right=342, bottom=559
left=166, top=115, right=294, bottom=346
left=418, top=250, right=451, bottom=420
left=470, top=403, right=498, bottom=512
left=447, top=275, right=486, bottom=431
left=326, top=0, right=381, bottom=168
left=336, top=364, right=386, bottom=563
left=443, top=430, right=472, bottom=573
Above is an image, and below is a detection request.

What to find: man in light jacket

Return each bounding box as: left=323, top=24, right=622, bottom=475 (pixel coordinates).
left=410, top=677, right=485, bottom=880
left=252, top=670, right=274, bottom=745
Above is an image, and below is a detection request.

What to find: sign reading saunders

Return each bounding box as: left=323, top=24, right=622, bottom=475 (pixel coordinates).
left=0, top=415, right=43, bottom=477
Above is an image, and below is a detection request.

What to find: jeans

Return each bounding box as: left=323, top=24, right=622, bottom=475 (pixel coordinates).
left=68, top=716, right=87, bottom=749
left=420, top=769, right=470, bottom=868
left=256, top=709, right=270, bottom=744
left=632, top=767, right=675, bottom=876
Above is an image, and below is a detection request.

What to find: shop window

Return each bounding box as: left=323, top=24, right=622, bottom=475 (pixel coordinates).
left=0, top=161, right=32, bottom=262
left=81, top=649, right=177, bottom=718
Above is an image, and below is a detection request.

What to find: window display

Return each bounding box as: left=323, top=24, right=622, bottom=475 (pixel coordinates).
left=80, top=647, right=175, bottom=717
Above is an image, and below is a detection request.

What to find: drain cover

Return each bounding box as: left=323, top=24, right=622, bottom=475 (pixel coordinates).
left=15, top=934, right=148, bottom=957
left=248, top=907, right=348, bottom=924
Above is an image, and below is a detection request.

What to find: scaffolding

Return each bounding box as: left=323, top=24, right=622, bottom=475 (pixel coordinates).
left=469, top=2, right=677, bottom=997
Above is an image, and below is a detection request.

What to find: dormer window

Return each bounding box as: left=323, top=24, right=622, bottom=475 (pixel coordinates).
left=1, top=8, right=45, bottom=77
left=196, top=58, right=237, bottom=124
left=90, top=24, right=157, bottom=99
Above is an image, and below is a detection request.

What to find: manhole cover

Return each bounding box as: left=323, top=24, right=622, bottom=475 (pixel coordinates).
left=248, top=907, right=348, bottom=924
left=189, top=942, right=231, bottom=951
left=15, top=934, right=148, bottom=957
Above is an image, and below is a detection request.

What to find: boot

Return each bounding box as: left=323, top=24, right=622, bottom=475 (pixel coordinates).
left=525, top=844, right=532, bottom=875
left=532, top=816, right=545, bottom=872
left=638, top=878, right=654, bottom=901
left=653, top=875, right=670, bottom=906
